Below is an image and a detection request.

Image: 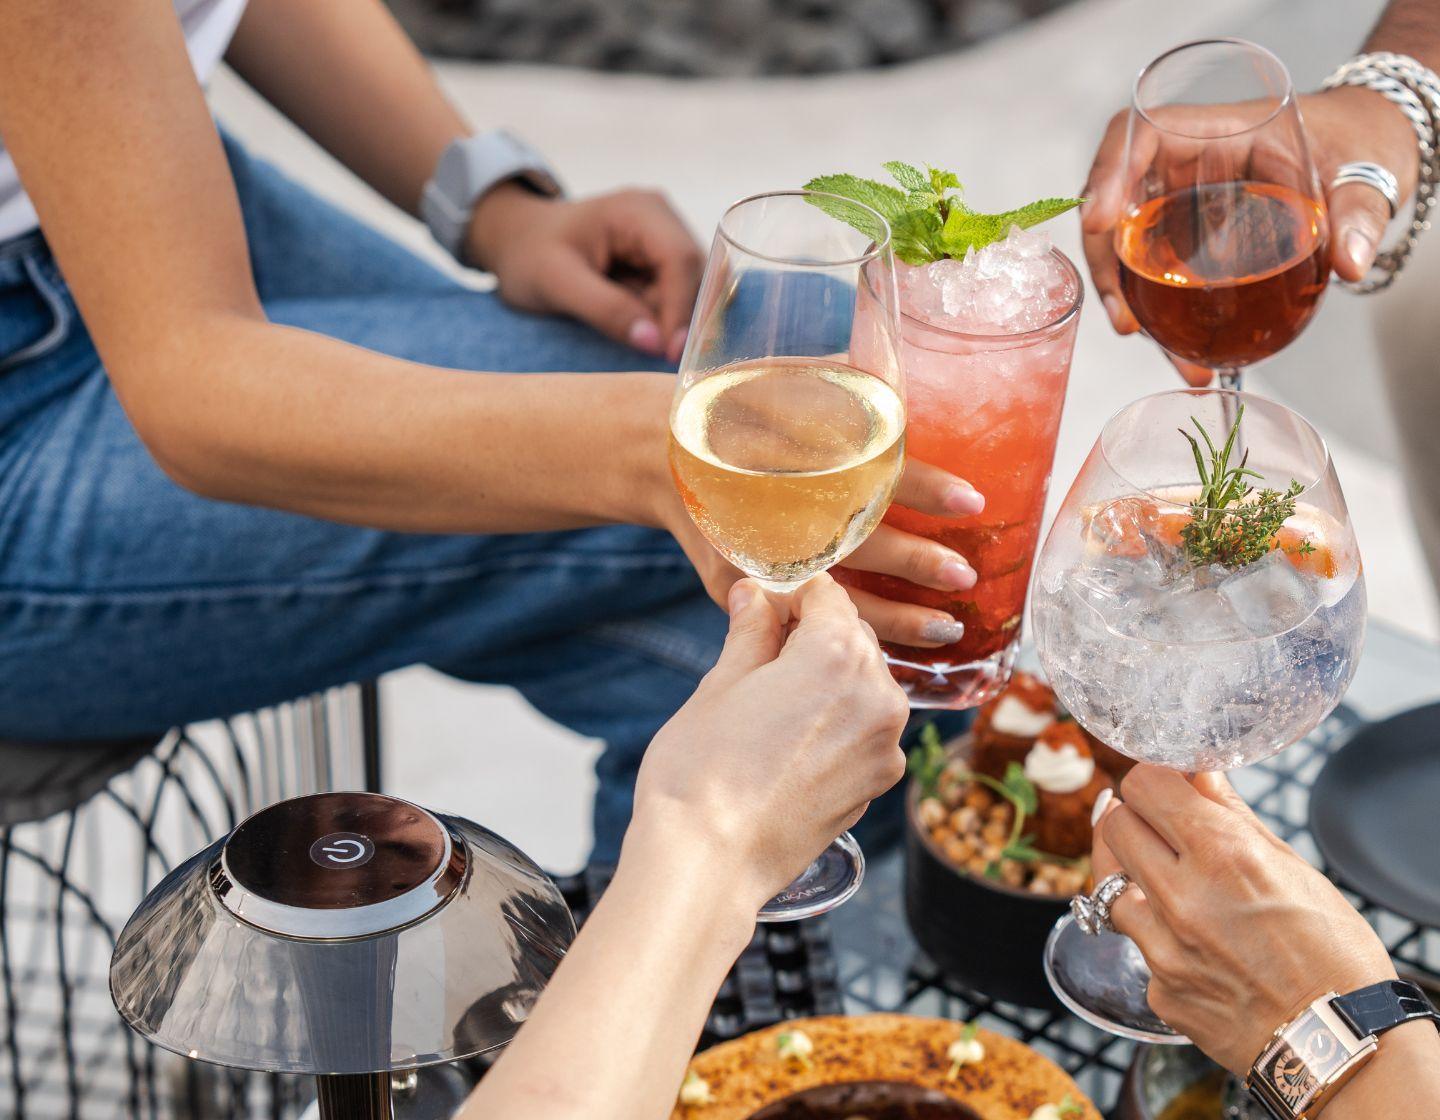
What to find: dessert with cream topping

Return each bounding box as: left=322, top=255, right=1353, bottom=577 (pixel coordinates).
left=1024, top=723, right=1114, bottom=860
left=969, top=672, right=1058, bottom=779
left=909, top=672, right=1131, bottom=897
left=667, top=1014, right=1100, bottom=1120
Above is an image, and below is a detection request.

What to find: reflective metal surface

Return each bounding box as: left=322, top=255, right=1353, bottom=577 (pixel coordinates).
left=111, top=793, right=575, bottom=1075
left=215, top=792, right=467, bottom=938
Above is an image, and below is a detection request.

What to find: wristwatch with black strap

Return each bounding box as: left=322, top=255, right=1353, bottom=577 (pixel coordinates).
left=1246, top=979, right=1440, bottom=1119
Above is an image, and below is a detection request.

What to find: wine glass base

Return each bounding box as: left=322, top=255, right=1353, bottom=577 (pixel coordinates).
left=757, top=831, right=865, bottom=922
left=1043, top=913, right=1191, bottom=1044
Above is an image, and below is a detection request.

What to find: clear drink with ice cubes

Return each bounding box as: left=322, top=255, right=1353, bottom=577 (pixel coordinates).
left=1030, top=388, right=1365, bottom=1042
left=1032, top=391, right=1364, bottom=771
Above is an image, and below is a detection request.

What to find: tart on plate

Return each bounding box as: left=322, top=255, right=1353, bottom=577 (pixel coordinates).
left=671, top=1014, right=1099, bottom=1120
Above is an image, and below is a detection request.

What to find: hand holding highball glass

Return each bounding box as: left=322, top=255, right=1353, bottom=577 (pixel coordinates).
left=668, top=190, right=907, bottom=919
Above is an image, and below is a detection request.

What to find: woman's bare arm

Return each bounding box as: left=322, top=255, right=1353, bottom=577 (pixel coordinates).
left=0, top=1, right=990, bottom=648
left=0, top=0, right=669, bottom=534
left=225, top=0, right=467, bottom=221
left=459, top=578, right=910, bottom=1120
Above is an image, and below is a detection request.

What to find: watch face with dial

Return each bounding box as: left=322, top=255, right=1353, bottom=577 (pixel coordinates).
left=1257, top=1009, right=1350, bottom=1113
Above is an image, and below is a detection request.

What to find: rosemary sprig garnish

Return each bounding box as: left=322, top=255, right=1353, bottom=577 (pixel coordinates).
left=1176, top=404, right=1312, bottom=569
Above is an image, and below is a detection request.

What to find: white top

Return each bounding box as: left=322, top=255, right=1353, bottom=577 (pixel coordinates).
left=0, top=0, right=248, bottom=242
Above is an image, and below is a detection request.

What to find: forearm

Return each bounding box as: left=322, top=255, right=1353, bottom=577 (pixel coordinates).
left=1327, top=1020, right=1440, bottom=1119
left=225, top=0, right=466, bottom=216
left=1364, top=0, right=1440, bottom=70
left=460, top=822, right=758, bottom=1120
left=124, top=315, right=672, bottom=533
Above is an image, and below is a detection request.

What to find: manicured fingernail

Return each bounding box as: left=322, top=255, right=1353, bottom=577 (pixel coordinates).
left=628, top=318, right=663, bottom=354
left=728, top=581, right=757, bottom=613
left=1345, top=228, right=1375, bottom=272
left=1091, top=788, right=1115, bottom=827
left=666, top=328, right=688, bottom=363
left=1102, top=294, right=1123, bottom=328
left=943, top=483, right=985, bottom=516
left=938, top=558, right=977, bottom=591
left=920, top=618, right=965, bottom=644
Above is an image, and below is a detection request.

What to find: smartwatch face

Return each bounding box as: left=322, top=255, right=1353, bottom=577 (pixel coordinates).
left=1257, top=1009, right=1349, bottom=1113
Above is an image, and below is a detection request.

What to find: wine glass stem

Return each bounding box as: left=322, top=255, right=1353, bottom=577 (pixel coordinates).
left=753, top=579, right=805, bottom=625
left=1217, top=367, right=1243, bottom=433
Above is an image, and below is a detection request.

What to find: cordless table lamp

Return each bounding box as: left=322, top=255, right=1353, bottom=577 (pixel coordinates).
left=110, top=792, right=575, bottom=1120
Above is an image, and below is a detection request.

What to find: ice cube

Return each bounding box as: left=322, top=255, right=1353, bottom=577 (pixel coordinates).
left=1005, top=223, right=1052, bottom=259
left=907, top=226, right=1071, bottom=334
left=1217, top=551, right=1322, bottom=636
left=1130, top=585, right=1249, bottom=643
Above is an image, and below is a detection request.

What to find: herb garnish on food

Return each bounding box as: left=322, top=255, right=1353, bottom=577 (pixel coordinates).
left=775, top=1029, right=814, bottom=1069
left=1177, top=405, right=1312, bottom=570
left=908, top=724, right=1079, bottom=877
left=803, top=161, right=1082, bottom=266
left=946, top=1022, right=985, bottom=1080
left=907, top=721, right=948, bottom=798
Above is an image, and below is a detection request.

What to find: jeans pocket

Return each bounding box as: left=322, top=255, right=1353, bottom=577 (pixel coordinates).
left=0, top=255, right=73, bottom=373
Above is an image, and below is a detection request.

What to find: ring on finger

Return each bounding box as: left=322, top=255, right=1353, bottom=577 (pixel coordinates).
left=1331, top=161, right=1401, bottom=219
left=1071, top=872, right=1131, bottom=936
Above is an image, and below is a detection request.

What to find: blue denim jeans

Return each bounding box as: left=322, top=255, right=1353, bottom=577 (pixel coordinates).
left=0, top=136, right=728, bottom=859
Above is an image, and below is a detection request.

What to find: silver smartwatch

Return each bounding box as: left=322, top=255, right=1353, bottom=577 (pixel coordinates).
left=420, top=130, right=563, bottom=261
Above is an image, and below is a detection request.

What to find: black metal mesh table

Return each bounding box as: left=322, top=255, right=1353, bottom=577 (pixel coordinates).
left=825, top=700, right=1440, bottom=1112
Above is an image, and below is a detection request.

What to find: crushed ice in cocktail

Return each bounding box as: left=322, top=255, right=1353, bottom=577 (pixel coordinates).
left=900, top=224, right=1078, bottom=334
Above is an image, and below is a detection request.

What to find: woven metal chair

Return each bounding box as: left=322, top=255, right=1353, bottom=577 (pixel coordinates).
left=0, top=683, right=382, bottom=1120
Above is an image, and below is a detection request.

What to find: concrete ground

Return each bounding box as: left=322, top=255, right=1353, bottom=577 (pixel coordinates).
left=209, top=0, right=1438, bottom=870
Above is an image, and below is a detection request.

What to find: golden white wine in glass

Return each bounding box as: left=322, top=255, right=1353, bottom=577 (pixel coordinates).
left=670, top=357, right=904, bottom=587
left=670, top=190, right=907, bottom=920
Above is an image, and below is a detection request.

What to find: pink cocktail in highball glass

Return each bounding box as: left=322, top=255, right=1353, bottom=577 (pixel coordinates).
left=844, top=226, right=1082, bottom=708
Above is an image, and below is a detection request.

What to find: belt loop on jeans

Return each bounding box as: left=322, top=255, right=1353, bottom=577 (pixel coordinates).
left=0, top=250, right=73, bottom=374
left=0, top=228, right=47, bottom=260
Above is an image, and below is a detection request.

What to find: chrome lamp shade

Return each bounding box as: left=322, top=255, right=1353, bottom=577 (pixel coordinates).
left=110, top=792, right=575, bottom=1117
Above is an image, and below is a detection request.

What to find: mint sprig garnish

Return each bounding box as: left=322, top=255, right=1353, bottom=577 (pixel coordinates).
left=804, top=161, right=1082, bottom=266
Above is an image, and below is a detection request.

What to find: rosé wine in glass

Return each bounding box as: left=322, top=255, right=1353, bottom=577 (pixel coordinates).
left=841, top=225, right=1081, bottom=708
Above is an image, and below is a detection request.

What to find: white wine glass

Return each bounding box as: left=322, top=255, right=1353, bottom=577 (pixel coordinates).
left=669, top=190, right=907, bottom=920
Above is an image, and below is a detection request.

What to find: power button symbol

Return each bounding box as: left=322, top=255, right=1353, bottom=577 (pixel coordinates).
left=309, top=832, right=375, bottom=869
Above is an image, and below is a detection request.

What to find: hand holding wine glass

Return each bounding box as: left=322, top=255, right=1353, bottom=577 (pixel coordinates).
left=1031, top=388, right=1366, bottom=1041
left=665, top=188, right=962, bottom=917
left=1081, top=39, right=1345, bottom=388
left=1088, top=767, right=1397, bottom=1075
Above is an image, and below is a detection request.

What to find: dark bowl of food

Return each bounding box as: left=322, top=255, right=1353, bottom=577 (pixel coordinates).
left=903, top=673, right=1126, bottom=1009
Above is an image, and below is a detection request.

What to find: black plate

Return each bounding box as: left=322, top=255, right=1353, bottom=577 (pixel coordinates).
left=1310, top=702, right=1440, bottom=928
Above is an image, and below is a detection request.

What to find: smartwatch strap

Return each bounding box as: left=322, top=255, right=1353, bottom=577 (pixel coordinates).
left=1331, top=979, right=1440, bottom=1039
left=420, top=130, right=562, bottom=260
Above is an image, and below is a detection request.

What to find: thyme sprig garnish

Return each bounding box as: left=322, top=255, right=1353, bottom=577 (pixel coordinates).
left=1177, top=404, right=1313, bottom=570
